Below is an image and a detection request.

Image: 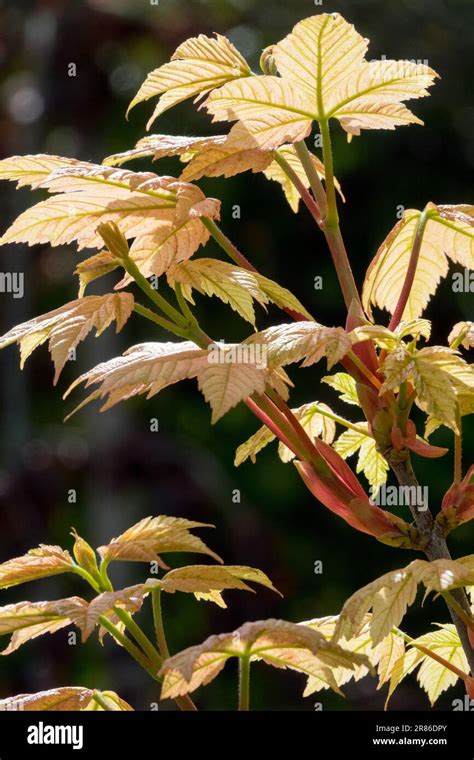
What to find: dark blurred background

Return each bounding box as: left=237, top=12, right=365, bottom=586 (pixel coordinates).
left=0, top=0, right=472, bottom=711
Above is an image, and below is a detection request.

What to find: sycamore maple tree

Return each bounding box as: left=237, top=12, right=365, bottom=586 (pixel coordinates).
left=0, top=13, right=474, bottom=711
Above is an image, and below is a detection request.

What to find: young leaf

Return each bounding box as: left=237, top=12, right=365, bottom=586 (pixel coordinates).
left=167, top=259, right=267, bottom=325
left=159, top=618, right=370, bottom=699
left=157, top=564, right=281, bottom=605
left=0, top=598, right=87, bottom=653
left=245, top=321, right=351, bottom=370
left=97, top=515, right=222, bottom=567
left=197, top=360, right=267, bottom=423
left=204, top=76, right=314, bottom=150
left=0, top=687, right=94, bottom=711
left=204, top=14, right=436, bottom=148
left=235, top=401, right=337, bottom=466
left=0, top=545, right=73, bottom=590
left=180, top=129, right=274, bottom=182
left=75, top=252, right=120, bottom=297
left=66, top=340, right=273, bottom=423
left=167, top=258, right=311, bottom=327
left=381, top=346, right=471, bottom=433
left=263, top=145, right=343, bottom=212
left=363, top=206, right=474, bottom=320
left=411, top=625, right=469, bottom=705
left=334, top=425, right=389, bottom=491
left=104, top=134, right=227, bottom=168
left=449, top=321, right=474, bottom=350
left=0, top=294, right=134, bottom=384
left=128, top=34, right=251, bottom=129
left=322, top=372, right=359, bottom=405
left=334, top=556, right=474, bottom=645
left=273, top=14, right=437, bottom=135
left=0, top=154, right=94, bottom=189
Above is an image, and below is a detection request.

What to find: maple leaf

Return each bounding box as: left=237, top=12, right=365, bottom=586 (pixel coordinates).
left=0, top=294, right=134, bottom=384
left=0, top=545, right=73, bottom=590
left=334, top=556, right=474, bottom=645
left=204, top=14, right=437, bottom=148
left=97, top=515, right=222, bottom=567
left=0, top=687, right=94, bottom=711
left=363, top=205, right=474, bottom=320
left=245, top=321, right=351, bottom=370
left=159, top=619, right=370, bottom=699
left=128, top=34, right=251, bottom=129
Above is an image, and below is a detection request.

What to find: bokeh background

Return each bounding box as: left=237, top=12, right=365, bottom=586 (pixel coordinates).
left=0, top=0, right=472, bottom=710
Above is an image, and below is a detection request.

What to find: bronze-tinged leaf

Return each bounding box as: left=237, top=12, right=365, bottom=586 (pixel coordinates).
left=245, top=321, right=351, bottom=370
left=273, top=14, right=437, bottom=135
left=104, top=134, right=227, bottom=168
left=0, top=597, right=87, bottom=653
left=159, top=618, right=371, bottom=698
left=0, top=293, right=134, bottom=384
left=65, top=339, right=275, bottom=423
left=334, top=556, right=474, bottom=646
left=380, top=346, right=471, bottom=433
left=97, top=515, right=222, bottom=567
left=204, top=76, right=314, bottom=150
left=0, top=687, right=94, bottom=711
left=128, top=34, right=251, bottom=129
left=180, top=135, right=273, bottom=182
left=363, top=205, right=474, bottom=321
left=0, top=545, right=73, bottom=590
left=1, top=619, right=72, bottom=656
left=75, top=252, right=120, bottom=297
left=0, top=154, right=94, bottom=189
left=158, top=565, right=281, bottom=601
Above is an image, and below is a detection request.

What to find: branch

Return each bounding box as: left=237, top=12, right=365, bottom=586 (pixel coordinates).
left=386, top=452, right=474, bottom=674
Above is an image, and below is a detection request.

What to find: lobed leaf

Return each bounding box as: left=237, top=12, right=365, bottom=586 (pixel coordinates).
left=97, top=515, right=222, bottom=567
left=128, top=34, right=251, bottom=129
left=363, top=205, right=474, bottom=321
left=334, top=425, right=389, bottom=491
left=0, top=294, right=134, bottom=384
left=0, top=545, right=73, bottom=590
left=159, top=618, right=371, bottom=699
left=334, top=556, right=474, bottom=645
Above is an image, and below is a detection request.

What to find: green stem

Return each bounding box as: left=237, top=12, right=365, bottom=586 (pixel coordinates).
left=318, top=121, right=361, bottom=310
left=274, top=150, right=323, bottom=224
left=134, top=303, right=190, bottom=340
left=238, top=656, right=251, bottom=711
left=202, top=218, right=257, bottom=271
left=99, top=615, right=160, bottom=679
left=70, top=565, right=102, bottom=594
left=121, top=255, right=188, bottom=327
left=100, top=614, right=197, bottom=711
left=91, top=691, right=114, bottom=711
left=152, top=588, right=170, bottom=659
left=113, top=607, right=162, bottom=669
left=98, top=560, right=114, bottom=592
left=388, top=204, right=432, bottom=331
left=294, top=141, right=327, bottom=217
